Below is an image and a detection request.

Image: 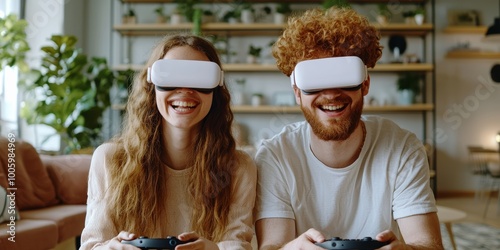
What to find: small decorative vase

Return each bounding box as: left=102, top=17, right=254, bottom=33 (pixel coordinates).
left=414, top=14, right=424, bottom=25
left=397, top=90, right=415, bottom=105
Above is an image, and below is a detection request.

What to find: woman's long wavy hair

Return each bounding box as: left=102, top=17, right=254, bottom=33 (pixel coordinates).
left=273, top=7, right=383, bottom=76
left=105, top=34, right=236, bottom=241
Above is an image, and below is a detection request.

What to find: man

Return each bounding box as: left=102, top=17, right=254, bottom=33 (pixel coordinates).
left=254, top=7, right=443, bottom=250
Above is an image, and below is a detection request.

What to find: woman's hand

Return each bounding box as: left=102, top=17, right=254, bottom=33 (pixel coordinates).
left=94, top=231, right=140, bottom=249
left=176, top=231, right=220, bottom=250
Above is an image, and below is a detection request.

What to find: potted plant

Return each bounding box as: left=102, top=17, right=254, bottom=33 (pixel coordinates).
left=396, top=72, right=421, bottom=105
left=0, top=14, right=30, bottom=73
left=414, top=7, right=425, bottom=25
left=247, top=45, right=262, bottom=64
left=322, top=0, right=351, bottom=10
left=251, top=93, right=264, bottom=106
left=174, top=0, right=201, bottom=23
left=222, top=9, right=240, bottom=24
left=275, top=3, right=292, bottom=24
left=20, top=35, right=115, bottom=154
left=402, top=10, right=416, bottom=24
left=122, top=9, right=136, bottom=24
left=202, top=9, right=215, bottom=23
left=232, top=78, right=246, bottom=105
left=154, top=6, right=167, bottom=23
left=376, top=4, right=392, bottom=25
left=239, top=2, right=254, bottom=24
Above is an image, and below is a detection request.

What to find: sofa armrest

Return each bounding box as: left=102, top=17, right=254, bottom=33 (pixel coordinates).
left=41, top=154, right=92, bottom=205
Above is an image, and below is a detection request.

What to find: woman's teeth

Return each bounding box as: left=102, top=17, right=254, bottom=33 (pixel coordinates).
left=171, top=101, right=197, bottom=110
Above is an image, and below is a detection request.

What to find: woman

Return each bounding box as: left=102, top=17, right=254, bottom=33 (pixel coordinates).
left=80, top=34, right=256, bottom=250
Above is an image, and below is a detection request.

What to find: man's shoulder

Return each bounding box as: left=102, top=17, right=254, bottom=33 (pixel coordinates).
left=262, top=121, right=307, bottom=145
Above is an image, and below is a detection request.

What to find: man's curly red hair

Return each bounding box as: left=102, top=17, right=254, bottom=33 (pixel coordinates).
left=273, top=7, right=383, bottom=76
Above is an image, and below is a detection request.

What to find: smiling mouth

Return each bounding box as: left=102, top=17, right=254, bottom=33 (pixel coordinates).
left=171, top=100, right=198, bottom=111
left=319, top=104, right=347, bottom=112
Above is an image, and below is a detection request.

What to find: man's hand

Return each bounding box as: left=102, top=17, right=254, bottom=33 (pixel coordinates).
left=375, top=230, right=408, bottom=249
left=176, top=231, right=220, bottom=250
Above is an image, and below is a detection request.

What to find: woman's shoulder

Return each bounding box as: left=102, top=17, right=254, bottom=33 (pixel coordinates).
left=234, top=149, right=257, bottom=177
left=90, top=142, right=120, bottom=169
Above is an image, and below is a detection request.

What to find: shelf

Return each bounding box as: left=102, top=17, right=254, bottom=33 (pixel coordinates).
left=445, top=50, right=500, bottom=59
left=112, top=104, right=433, bottom=113
left=443, top=26, right=487, bottom=34
left=113, top=63, right=433, bottom=72
left=114, top=22, right=433, bottom=37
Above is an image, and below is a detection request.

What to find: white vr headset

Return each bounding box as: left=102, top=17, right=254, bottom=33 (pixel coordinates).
left=290, top=56, right=367, bottom=93
left=147, top=59, right=224, bottom=91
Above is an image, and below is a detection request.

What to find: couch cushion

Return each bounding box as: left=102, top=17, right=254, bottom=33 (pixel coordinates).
left=0, top=137, right=59, bottom=210
left=20, top=204, right=86, bottom=243
left=0, top=186, right=20, bottom=223
left=41, top=154, right=92, bottom=204
left=0, top=219, right=58, bottom=250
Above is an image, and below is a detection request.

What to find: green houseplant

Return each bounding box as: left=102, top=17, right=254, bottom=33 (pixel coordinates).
left=396, top=72, right=421, bottom=105
left=376, top=4, right=392, bottom=24
left=174, top=0, right=201, bottom=22
left=323, top=0, right=351, bottom=10
left=247, top=45, right=262, bottom=64
left=20, top=35, right=115, bottom=153
left=154, top=6, right=167, bottom=23
left=0, top=14, right=30, bottom=73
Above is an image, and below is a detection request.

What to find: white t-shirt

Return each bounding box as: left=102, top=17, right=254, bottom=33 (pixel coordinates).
left=254, top=116, right=436, bottom=240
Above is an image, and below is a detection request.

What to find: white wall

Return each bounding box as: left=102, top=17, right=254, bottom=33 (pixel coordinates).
left=434, top=0, right=500, bottom=193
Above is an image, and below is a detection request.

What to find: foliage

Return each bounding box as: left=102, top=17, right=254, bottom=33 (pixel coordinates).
left=322, top=0, right=351, bottom=10
left=415, top=6, right=425, bottom=15
left=276, top=3, right=292, bottom=14
left=248, top=45, right=262, bottom=57
left=377, top=4, right=392, bottom=18
left=154, top=6, right=166, bottom=17
left=397, top=72, right=421, bottom=95
left=174, top=0, right=201, bottom=22
left=222, top=10, right=239, bottom=22
left=0, top=14, right=30, bottom=72
left=20, top=35, right=115, bottom=153
left=402, top=10, right=416, bottom=18
left=125, top=9, right=136, bottom=17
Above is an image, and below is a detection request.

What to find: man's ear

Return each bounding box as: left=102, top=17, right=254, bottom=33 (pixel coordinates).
left=293, top=86, right=301, bottom=105
left=362, top=75, right=370, bottom=96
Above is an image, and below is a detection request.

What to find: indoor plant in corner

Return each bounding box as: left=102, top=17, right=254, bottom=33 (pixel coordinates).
left=20, top=35, right=115, bottom=154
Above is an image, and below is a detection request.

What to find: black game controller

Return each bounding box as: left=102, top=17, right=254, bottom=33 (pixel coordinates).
left=315, top=237, right=388, bottom=250
left=121, top=236, right=189, bottom=249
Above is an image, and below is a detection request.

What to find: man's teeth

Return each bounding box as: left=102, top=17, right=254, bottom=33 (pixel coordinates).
left=321, top=104, right=344, bottom=111
left=172, top=101, right=196, bottom=108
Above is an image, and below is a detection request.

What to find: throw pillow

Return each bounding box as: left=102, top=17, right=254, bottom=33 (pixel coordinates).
left=0, top=186, right=20, bottom=223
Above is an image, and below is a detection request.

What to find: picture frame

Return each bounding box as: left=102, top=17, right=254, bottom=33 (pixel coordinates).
left=447, top=10, right=481, bottom=26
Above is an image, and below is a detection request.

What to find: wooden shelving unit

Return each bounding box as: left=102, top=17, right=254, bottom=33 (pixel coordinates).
left=114, top=22, right=433, bottom=37
left=443, top=26, right=487, bottom=34
left=446, top=50, right=500, bottom=59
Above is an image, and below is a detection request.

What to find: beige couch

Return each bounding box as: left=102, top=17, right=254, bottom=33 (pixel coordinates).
left=0, top=136, right=92, bottom=250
